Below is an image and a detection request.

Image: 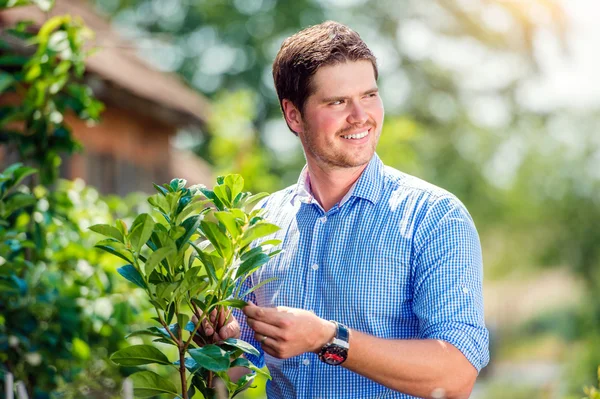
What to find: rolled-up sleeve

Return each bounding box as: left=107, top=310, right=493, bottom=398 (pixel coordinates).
left=412, top=195, right=490, bottom=372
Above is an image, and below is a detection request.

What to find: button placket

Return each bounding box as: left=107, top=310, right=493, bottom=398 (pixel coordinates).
left=303, top=211, right=325, bottom=311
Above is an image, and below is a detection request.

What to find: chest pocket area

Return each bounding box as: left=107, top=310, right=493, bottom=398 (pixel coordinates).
left=346, top=240, right=413, bottom=323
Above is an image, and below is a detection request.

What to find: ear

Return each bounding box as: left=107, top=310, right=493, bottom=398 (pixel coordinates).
left=282, top=99, right=304, bottom=135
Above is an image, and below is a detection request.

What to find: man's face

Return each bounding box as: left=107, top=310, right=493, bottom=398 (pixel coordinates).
left=294, top=60, right=384, bottom=170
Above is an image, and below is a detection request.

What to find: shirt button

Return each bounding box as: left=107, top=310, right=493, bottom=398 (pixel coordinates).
left=302, top=358, right=310, bottom=366
left=311, top=264, right=319, bottom=271
left=319, top=216, right=327, bottom=223
left=462, top=287, right=469, bottom=294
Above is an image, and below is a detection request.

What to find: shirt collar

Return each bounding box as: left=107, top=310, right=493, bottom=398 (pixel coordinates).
left=292, top=153, right=384, bottom=206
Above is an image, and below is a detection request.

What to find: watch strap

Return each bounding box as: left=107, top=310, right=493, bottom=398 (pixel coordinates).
left=333, top=321, right=349, bottom=343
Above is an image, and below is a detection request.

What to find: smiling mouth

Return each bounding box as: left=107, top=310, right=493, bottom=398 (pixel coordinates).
left=340, top=129, right=369, bottom=140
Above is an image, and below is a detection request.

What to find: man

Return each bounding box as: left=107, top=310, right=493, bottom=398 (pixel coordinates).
left=208, top=21, right=489, bottom=399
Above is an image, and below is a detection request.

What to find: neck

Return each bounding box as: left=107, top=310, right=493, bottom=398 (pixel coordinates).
left=306, top=160, right=369, bottom=212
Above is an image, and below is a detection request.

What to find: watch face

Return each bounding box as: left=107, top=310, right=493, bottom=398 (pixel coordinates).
left=320, top=344, right=348, bottom=366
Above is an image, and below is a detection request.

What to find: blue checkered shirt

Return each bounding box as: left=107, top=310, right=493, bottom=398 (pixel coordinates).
left=234, top=154, right=489, bottom=399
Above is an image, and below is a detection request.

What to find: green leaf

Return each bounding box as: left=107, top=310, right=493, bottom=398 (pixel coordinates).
left=117, top=265, right=146, bottom=289
left=236, top=252, right=270, bottom=279
left=188, top=344, right=231, bottom=372
left=110, top=345, right=171, bottom=366
left=115, top=219, right=128, bottom=236
left=241, top=277, right=277, bottom=298
left=95, top=242, right=134, bottom=264
left=129, top=214, right=155, bottom=253
left=24, top=63, right=41, bottom=81
left=3, top=193, right=36, bottom=215
left=200, top=188, right=224, bottom=211
left=239, top=222, right=280, bottom=249
left=230, top=356, right=271, bottom=379
left=166, top=301, right=176, bottom=324
left=144, top=247, right=173, bottom=276
left=12, top=166, right=37, bottom=189
left=177, top=313, right=189, bottom=333
left=0, top=71, right=15, bottom=94
left=192, top=244, right=219, bottom=284
left=176, top=199, right=210, bottom=224
left=148, top=192, right=170, bottom=214
left=124, top=327, right=164, bottom=340
left=240, top=246, right=264, bottom=261
left=128, top=370, right=179, bottom=398
left=0, top=279, right=19, bottom=293
left=176, top=214, right=202, bottom=250
left=216, top=298, right=248, bottom=309
left=243, top=192, right=269, bottom=208
left=174, top=357, right=201, bottom=374
left=72, top=337, right=91, bottom=360
left=89, top=224, right=124, bottom=243
left=269, top=249, right=284, bottom=257
left=0, top=55, right=29, bottom=67
left=259, top=239, right=282, bottom=247
left=232, top=191, right=249, bottom=208
left=170, top=178, right=187, bottom=191
left=214, top=211, right=242, bottom=239
left=200, top=221, right=232, bottom=260
left=222, top=338, right=260, bottom=357
left=224, top=174, right=244, bottom=203
left=155, top=281, right=179, bottom=300
left=213, top=184, right=232, bottom=208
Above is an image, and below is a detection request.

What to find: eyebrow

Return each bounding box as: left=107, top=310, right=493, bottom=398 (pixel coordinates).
left=320, top=88, right=379, bottom=103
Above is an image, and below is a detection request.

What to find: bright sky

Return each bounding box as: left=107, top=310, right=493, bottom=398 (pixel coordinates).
left=519, top=0, right=600, bottom=112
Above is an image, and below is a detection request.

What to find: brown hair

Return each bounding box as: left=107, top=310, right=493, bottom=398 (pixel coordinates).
left=272, top=21, right=378, bottom=134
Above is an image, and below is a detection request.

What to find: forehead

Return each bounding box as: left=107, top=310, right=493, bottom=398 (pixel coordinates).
left=309, top=60, right=377, bottom=98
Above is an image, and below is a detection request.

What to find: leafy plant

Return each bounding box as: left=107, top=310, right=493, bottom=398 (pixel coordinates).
left=91, top=175, right=280, bottom=399
left=0, top=164, right=143, bottom=398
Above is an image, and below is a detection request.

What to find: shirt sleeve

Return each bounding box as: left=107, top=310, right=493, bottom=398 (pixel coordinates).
left=232, top=275, right=265, bottom=368
left=411, top=195, right=490, bottom=372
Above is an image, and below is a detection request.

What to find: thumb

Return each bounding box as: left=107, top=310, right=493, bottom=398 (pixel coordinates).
left=219, top=318, right=240, bottom=340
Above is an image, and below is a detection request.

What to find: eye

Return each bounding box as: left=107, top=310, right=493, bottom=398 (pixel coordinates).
left=330, top=100, right=345, bottom=106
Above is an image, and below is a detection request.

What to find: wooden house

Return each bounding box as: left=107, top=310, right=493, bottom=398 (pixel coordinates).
left=0, top=0, right=213, bottom=195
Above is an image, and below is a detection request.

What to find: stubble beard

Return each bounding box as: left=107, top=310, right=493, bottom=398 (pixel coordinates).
left=302, top=121, right=379, bottom=169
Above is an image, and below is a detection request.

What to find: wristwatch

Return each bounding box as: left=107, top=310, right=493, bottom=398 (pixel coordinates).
left=318, top=321, right=350, bottom=366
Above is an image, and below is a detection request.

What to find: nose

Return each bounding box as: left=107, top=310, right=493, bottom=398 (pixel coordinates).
left=347, top=101, right=368, bottom=125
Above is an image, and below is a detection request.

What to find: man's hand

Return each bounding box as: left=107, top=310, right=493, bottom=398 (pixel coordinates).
left=192, top=306, right=241, bottom=345
left=242, top=302, right=336, bottom=359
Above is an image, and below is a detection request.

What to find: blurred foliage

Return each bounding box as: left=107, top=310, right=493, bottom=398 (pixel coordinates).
left=202, top=90, right=281, bottom=193
left=0, top=3, right=104, bottom=185
left=0, top=164, right=148, bottom=398
left=581, top=367, right=600, bottom=399
left=0, top=1, right=135, bottom=397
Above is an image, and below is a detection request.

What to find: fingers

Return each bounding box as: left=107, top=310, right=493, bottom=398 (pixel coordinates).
left=243, top=303, right=281, bottom=324
left=218, top=317, right=241, bottom=340
left=247, top=317, right=281, bottom=340
left=258, top=335, right=280, bottom=355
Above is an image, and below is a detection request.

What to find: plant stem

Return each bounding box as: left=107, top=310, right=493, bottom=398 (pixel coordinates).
left=179, top=347, right=188, bottom=399
left=207, top=371, right=213, bottom=391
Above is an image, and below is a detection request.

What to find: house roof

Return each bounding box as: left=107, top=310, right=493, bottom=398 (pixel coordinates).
left=0, top=0, right=211, bottom=127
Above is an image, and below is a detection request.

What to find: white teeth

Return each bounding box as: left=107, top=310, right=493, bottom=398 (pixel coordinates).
left=342, top=130, right=368, bottom=139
